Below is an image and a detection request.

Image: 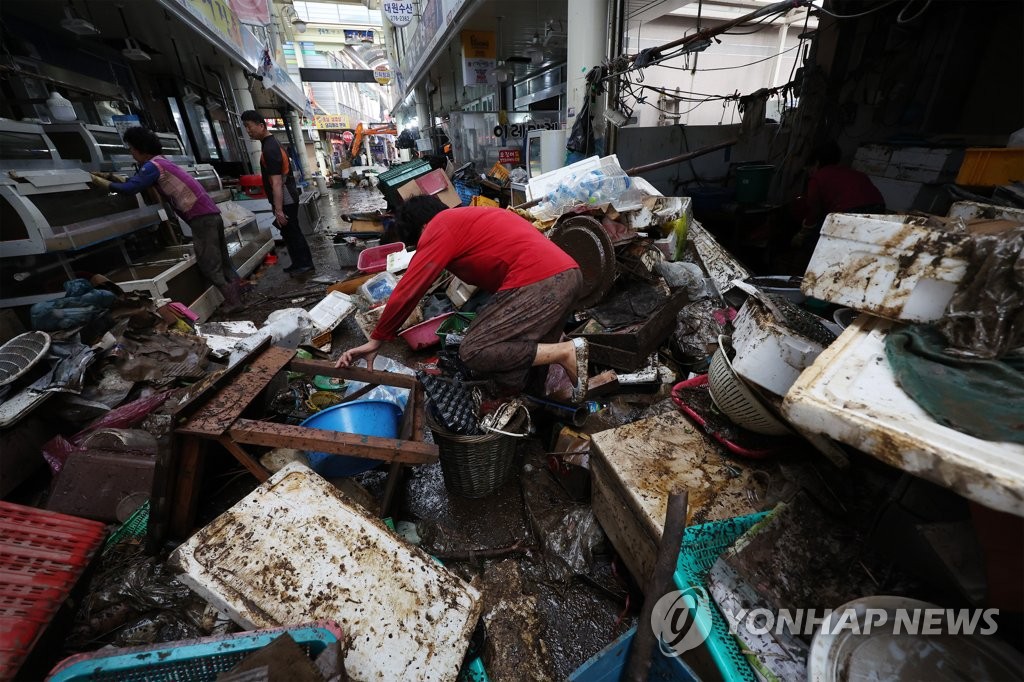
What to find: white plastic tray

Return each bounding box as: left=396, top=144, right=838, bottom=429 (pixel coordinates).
left=170, top=462, right=482, bottom=681
left=307, top=290, right=355, bottom=332
left=782, top=316, right=1024, bottom=515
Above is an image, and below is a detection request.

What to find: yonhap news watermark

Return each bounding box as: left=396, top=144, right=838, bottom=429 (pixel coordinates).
left=651, top=588, right=1001, bottom=658
left=727, top=606, right=1000, bottom=638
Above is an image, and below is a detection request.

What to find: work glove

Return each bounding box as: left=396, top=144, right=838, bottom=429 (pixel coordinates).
left=89, top=172, right=112, bottom=191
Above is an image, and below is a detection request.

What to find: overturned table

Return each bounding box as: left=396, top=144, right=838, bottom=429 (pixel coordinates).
left=149, top=340, right=436, bottom=545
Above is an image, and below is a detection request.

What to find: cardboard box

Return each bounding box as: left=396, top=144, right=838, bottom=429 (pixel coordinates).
left=350, top=219, right=384, bottom=233
left=397, top=168, right=462, bottom=208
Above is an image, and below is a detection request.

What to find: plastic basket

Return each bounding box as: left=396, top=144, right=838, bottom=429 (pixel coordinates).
left=0, top=502, right=107, bottom=680
left=435, top=312, right=476, bottom=347
left=470, top=195, right=499, bottom=208
left=454, top=180, right=480, bottom=207
left=426, top=408, right=523, bottom=498
left=47, top=622, right=343, bottom=682
left=487, top=162, right=510, bottom=185
left=102, top=500, right=150, bottom=553
left=707, top=336, right=789, bottom=436
left=673, top=511, right=771, bottom=682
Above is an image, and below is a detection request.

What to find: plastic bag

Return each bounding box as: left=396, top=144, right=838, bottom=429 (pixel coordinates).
left=656, top=261, right=707, bottom=300
left=936, top=226, right=1024, bottom=359
left=532, top=167, right=641, bottom=221
left=341, top=354, right=414, bottom=409
left=259, top=308, right=315, bottom=348
left=541, top=507, right=605, bottom=582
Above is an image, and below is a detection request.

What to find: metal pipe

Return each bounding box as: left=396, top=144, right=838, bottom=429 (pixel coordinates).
left=524, top=395, right=589, bottom=427
left=624, top=138, right=738, bottom=176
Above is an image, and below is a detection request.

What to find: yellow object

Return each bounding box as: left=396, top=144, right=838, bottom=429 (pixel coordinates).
left=488, top=162, right=510, bottom=184
left=668, top=216, right=689, bottom=261
left=955, top=148, right=1024, bottom=186
left=470, top=195, right=498, bottom=208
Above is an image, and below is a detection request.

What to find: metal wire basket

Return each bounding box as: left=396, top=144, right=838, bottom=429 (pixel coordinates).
left=426, top=406, right=525, bottom=498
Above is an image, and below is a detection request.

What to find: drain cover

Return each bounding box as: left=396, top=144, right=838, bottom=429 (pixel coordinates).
left=0, top=331, right=51, bottom=387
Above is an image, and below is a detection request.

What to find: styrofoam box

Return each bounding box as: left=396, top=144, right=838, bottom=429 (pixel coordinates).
left=171, top=462, right=482, bottom=682
left=731, top=299, right=826, bottom=397
left=782, top=316, right=1024, bottom=516
left=307, top=291, right=355, bottom=332
left=802, top=213, right=970, bottom=322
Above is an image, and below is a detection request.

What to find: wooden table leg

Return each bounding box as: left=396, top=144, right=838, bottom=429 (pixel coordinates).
left=381, top=461, right=405, bottom=518
left=170, top=436, right=206, bottom=539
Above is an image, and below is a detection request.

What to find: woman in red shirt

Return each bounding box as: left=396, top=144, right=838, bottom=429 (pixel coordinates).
left=337, top=196, right=591, bottom=402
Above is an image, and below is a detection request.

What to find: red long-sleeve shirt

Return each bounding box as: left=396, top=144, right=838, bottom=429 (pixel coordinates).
left=372, top=207, right=580, bottom=341
left=805, top=165, right=885, bottom=225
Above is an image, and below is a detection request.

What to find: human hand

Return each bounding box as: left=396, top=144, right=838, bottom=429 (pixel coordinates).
left=89, top=173, right=112, bottom=191
left=335, top=339, right=382, bottom=369
left=274, top=208, right=288, bottom=226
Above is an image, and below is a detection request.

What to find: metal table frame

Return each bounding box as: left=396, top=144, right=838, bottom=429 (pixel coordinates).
left=148, top=341, right=434, bottom=545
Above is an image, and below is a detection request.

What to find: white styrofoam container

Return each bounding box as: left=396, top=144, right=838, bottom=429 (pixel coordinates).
left=782, top=316, right=1024, bottom=516
left=170, top=462, right=482, bottom=682
left=731, top=299, right=827, bottom=396
left=307, top=291, right=355, bottom=332
left=947, top=200, right=1024, bottom=223
left=802, top=213, right=970, bottom=322
left=386, top=248, right=415, bottom=273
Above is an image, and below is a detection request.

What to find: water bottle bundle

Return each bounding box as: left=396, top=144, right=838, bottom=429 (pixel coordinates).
left=533, top=167, right=638, bottom=221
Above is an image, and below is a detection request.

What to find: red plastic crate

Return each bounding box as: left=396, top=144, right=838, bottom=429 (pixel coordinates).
left=0, top=502, right=106, bottom=680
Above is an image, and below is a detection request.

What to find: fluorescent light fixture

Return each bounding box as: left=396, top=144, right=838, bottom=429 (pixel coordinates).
left=122, top=37, right=151, bottom=61
left=61, top=7, right=99, bottom=35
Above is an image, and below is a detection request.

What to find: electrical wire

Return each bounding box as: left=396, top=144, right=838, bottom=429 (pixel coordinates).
left=655, top=43, right=801, bottom=72
left=896, top=0, right=932, bottom=24
left=815, top=0, right=900, bottom=19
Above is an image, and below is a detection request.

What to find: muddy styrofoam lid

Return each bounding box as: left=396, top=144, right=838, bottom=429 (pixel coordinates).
left=170, top=462, right=482, bottom=682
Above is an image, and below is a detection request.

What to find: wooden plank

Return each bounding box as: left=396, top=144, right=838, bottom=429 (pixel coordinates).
left=381, top=462, right=405, bottom=518
left=229, top=419, right=439, bottom=464
left=412, top=383, right=426, bottom=442
left=170, top=437, right=205, bottom=539
left=398, top=382, right=416, bottom=441
left=178, top=346, right=296, bottom=436
left=288, top=359, right=419, bottom=389
left=173, top=336, right=271, bottom=423
left=217, top=436, right=270, bottom=483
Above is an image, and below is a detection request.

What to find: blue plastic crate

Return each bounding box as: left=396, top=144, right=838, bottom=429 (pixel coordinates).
left=568, top=625, right=700, bottom=681
left=672, top=511, right=771, bottom=682
left=47, top=622, right=343, bottom=682
left=454, top=180, right=480, bottom=207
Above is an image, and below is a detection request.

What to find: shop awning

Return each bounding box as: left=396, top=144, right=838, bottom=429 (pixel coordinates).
left=156, top=0, right=309, bottom=113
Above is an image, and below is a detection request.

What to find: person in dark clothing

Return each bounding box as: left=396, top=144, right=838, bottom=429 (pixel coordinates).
left=240, top=110, right=315, bottom=276
left=90, top=126, right=243, bottom=312
left=792, top=140, right=886, bottom=249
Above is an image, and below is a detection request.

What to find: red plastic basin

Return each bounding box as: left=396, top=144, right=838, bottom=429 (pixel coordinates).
left=357, top=242, right=405, bottom=274
left=398, top=312, right=456, bottom=350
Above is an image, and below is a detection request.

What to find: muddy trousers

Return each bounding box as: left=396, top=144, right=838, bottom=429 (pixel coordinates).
left=459, top=268, right=583, bottom=391
left=190, top=213, right=236, bottom=287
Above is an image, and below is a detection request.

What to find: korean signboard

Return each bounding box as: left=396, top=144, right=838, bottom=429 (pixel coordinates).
left=461, top=31, right=495, bottom=86
left=382, top=1, right=415, bottom=27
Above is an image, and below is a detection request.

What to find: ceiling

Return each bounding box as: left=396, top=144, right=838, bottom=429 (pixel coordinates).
left=0, top=0, right=263, bottom=104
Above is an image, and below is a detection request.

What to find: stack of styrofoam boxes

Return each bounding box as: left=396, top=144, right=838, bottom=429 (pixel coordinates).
left=852, top=144, right=964, bottom=214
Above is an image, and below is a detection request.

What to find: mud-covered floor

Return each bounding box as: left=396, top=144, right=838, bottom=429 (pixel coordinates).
left=203, top=186, right=636, bottom=680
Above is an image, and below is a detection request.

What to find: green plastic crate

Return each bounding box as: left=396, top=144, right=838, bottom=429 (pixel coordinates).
left=376, top=159, right=431, bottom=207
left=672, top=511, right=770, bottom=682
left=436, top=312, right=476, bottom=348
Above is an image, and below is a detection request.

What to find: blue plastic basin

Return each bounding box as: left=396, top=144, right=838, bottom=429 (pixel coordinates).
left=300, top=400, right=403, bottom=477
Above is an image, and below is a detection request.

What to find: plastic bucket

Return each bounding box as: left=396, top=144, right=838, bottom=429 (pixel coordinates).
left=300, top=399, right=402, bottom=477
left=735, top=165, right=774, bottom=204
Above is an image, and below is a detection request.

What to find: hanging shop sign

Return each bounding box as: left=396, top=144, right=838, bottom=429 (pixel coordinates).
left=341, top=130, right=355, bottom=143
left=461, top=31, right=496, bottom=86
left=382, top=1, right=415, bottom=27
left=373, top=65, right=394, bottom=86
left=313, top=114, right=352, bottom=130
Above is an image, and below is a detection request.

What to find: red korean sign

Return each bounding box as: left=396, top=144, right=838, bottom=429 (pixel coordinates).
left=498, top=148, right=521, bottom=166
